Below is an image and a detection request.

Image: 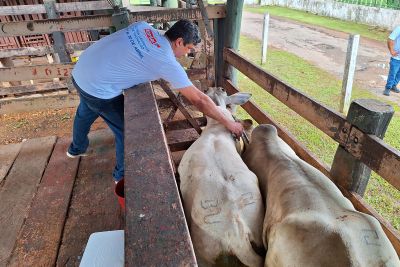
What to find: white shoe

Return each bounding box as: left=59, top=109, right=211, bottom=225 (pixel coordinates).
left=66, top=151, right=88, bottom=158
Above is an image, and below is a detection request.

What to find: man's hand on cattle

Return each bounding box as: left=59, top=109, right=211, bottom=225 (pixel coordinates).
left=226, top=121, right=244, bottom=138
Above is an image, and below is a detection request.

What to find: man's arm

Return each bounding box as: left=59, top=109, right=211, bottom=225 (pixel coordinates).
left=388, top=38, right=398, bottom=57
left=177, top=85, right=244, bottom=137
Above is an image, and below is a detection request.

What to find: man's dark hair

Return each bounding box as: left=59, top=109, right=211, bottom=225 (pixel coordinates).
left=165, top=19, right=201, bottom=45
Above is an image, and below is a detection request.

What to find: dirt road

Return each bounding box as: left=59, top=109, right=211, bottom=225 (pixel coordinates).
left=241, top=12, right=400, bottom=105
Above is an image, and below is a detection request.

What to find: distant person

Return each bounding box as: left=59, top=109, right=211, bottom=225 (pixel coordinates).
left=383, top=25, right=400, bottom=96
left=66, top=19, right=244, bottom=183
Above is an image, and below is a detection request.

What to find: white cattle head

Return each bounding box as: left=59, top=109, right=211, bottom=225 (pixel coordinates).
left=205, top=87, right=251, bottom=113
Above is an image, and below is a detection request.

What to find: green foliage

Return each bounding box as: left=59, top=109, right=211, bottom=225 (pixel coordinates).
left=244, top=5, right=390, bottom=42
left=237, top=35, right=400, bottom=230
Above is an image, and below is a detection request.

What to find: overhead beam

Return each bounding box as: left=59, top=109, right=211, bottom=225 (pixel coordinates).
left=0, top=6, right=226, bottom=37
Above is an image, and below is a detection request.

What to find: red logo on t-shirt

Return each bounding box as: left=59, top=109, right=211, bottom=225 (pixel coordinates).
left=144, top=29, right=161, bottom=48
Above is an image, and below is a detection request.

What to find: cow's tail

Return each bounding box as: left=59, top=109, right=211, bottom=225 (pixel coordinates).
left=230, top=217, right=265, bottom=267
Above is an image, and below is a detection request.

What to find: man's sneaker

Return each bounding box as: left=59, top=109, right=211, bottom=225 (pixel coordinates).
left=383, top=88, right=391, bottom=96
left=391, top=86, right=400, bottom=93
left=66, top=151, right=88, bottom=158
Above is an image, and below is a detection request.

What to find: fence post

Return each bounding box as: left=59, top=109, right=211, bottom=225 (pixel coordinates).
left=340, top=34, right=359, bottom=113
left=223, top=0, right=244, bottom=86
left=261, top=13, right=269, bottom=65
left=330, top=99, right=394, bottom=196
left=44, top=0, right=71, bottom=63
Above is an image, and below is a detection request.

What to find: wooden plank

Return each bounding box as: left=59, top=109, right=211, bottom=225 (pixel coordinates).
left=166, top=128, right=199, bottom=152
left=346, top=129, right=400, bottom=191
left=7, top=137, right=79, bottom=267
left=0, top=64, right=205, bottom=82
left=0, top=15, right=113, bottom=37
left=0, top=42, right=93, bottom=58
left=0, top=143, right=21, bottom=184
left=0, top=81, right=68, bottom=96
left=0, top=64, right=74, bottom=82
left=224, top=48, right=400, bottom=192
left=0, top=4, right=46, bottom=15
left=0, top=93, right=79, bottom=115
left=129, top=6, right=226, bottom=23
left=341, top=189, right=400, bottom=256
left=0, top=136, right=56, bottom=266
left=124, top=82, right=196, bottom=266
left=158, top=80, right=202, bottom=134
left=56, top=129, right=123, bottom=266
left=224, top=79, right=331, bottom=177
left=224, top=48, right=350, bottom=146
left=0, top=6, right=226, bottom=37
left=164, top=117, right=206, bottom=131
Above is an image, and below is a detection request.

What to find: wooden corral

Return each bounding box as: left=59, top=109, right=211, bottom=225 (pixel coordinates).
left=0, top=0, right=399, bottom=266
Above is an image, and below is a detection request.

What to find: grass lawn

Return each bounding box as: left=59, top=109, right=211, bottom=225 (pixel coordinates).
left=244, top=5, right=390, bottom=42
left=235, top=35, right=400, bottom=230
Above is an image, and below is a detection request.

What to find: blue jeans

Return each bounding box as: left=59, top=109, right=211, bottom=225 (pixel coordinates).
left=385, top=57, right=400, bottom=89
left=68, top=78, right=124, bottom=181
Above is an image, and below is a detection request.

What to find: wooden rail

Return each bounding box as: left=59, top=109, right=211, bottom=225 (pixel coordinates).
left=0, top=64, right=206, bottom=82
left=223, top=78, right=400, bottom=256
left=124, top=82, right=196, bottom=266
left=0, top=6, right=225, bottom=37
left=223, top=48, right=400, bottom=192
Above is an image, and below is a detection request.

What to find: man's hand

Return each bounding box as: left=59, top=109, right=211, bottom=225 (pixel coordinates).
left=226, top=121, right=244, bottom=138
left=391, top=50, right=399, bottom=57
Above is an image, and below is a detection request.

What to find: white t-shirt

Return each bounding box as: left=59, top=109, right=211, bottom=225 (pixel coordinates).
left=389, top=26, right=400, bottom=60
left=72, top=21, right=193, bottom=99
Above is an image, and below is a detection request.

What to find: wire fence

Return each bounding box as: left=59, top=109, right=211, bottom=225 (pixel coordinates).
left=336, top=0, right=400, bottom=9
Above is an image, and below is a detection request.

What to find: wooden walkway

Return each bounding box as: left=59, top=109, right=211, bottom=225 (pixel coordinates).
left=0, top=129, right=124, bottom=267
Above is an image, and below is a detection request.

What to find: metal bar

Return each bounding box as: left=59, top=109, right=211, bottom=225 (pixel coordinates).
left=124, top=82, right=196, bottom=266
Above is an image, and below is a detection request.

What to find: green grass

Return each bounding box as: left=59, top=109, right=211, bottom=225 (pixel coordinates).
left=236, top=35, right=400, bottom=230
left=244, top=5, right=390, bottom=42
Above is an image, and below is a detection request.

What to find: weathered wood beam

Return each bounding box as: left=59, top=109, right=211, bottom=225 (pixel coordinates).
left=0, top=1, right=112, bottom=15
left=223, top=48, right=400, bottom=191
left=164, top=117, right=206, bottom=131
left=223, top=79, right=331, bottom=177
left=158, top=80, right=202, bottom=134
left=224, top=47, right=350, bottom=145
left=0, top=42, right=94, bottom=58
left=0, top=6, right=226, bottom=37
left=0, top=93, right=79, bottom=115
left=0, top=64, right=205, bottom=82
left=124, top=82, right=196, bottom=266
left=0, top=81, right=69, bottom=96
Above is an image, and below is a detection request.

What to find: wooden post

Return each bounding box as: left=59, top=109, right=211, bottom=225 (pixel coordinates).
left=340, top=34, right=359, bottom=113
left=261, top=13, right=269, bottom=65
left=331, top=99, right=394, bottom=196
left=44, top=0, right=71, bottom=63
left=223, top=0, right=244, bottom=86
left=214, top=16, right=225, bottom=87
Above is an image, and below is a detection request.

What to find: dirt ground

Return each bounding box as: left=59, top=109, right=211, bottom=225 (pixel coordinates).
left=241, top=12, right=400, bottom=106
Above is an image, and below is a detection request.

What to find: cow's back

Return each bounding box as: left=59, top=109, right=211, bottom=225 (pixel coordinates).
left=243, top=124, right=399, bottom=267
left=179, top=119, right=265, bottom=267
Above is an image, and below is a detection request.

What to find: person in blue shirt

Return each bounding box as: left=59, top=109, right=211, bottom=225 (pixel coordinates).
left=383, top=25, right=400, bottom=96
left=66, top=19, right=244, bottom=183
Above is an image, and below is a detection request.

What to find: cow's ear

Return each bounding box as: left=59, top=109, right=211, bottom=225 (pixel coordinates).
left=241, top=119, right=253, bottom=130
left=226, top=93, right=252, bottom=105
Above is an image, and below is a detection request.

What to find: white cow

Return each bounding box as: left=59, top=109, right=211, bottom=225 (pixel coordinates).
left=243, top=124, right=400, bottom=267
left=178, top=90, right=265, bottom=267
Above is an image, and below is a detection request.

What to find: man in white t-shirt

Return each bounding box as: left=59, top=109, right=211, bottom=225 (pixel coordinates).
left=383, top=25, right=400, bottom=96
left=67, top=19, right=244, bottom=183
